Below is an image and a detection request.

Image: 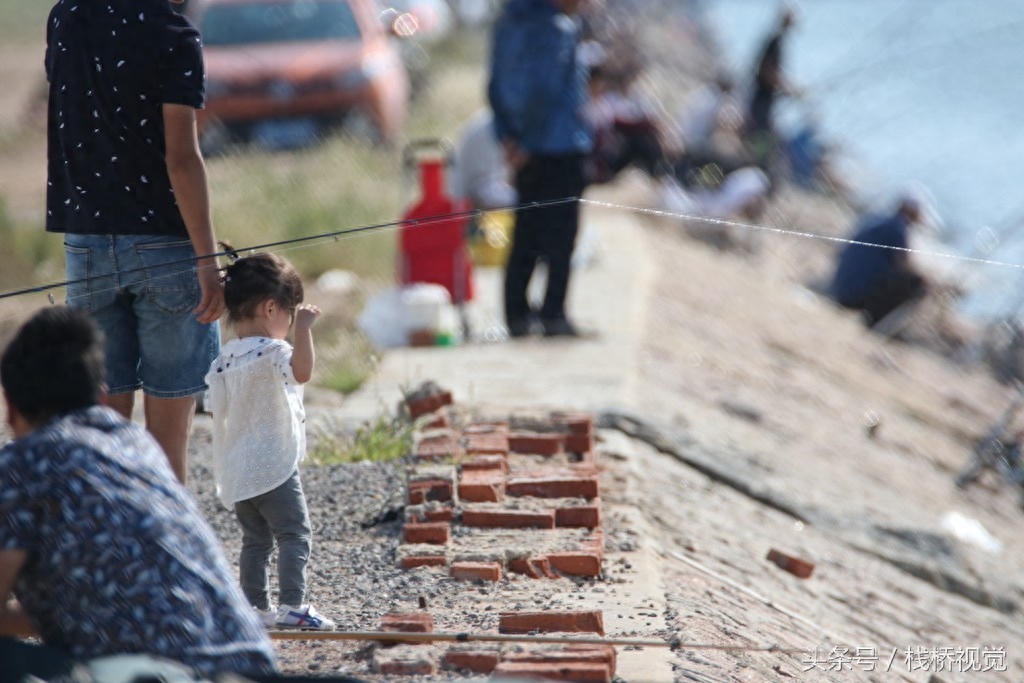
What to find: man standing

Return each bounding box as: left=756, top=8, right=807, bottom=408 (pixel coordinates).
left=45, top=0, right=224, bottom=483
left=831, top=195, right=931, bottom=328
left=488, top=0, right=592, bottom=338
left=746, top=6, right=800, bottom=166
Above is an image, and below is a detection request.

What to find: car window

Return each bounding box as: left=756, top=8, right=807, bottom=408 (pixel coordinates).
left=200, top=0, right=362, bottom=45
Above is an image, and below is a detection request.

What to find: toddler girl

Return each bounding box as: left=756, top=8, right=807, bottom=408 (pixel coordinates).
left=205, top=251, right=334, bottom=631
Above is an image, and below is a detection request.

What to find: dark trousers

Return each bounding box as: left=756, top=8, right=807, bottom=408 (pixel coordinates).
left=850, top=270, right=927, bottom=327
left=504, top=153, right=587, bottom=325
left=0, top=638, right=77, bottom=683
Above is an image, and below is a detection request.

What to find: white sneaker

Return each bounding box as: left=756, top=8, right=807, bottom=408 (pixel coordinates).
left=254, top=606, right=277, bottom=629
left=276, top=604, right=336, bottom=631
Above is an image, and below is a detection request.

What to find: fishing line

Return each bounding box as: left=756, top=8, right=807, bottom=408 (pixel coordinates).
left=5, top=196, right=1024, bottom=330
left=581, top=198, right=1024, bottom=274
left=0, top=198, right=578, bottom=304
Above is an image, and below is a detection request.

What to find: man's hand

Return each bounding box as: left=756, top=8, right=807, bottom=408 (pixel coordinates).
left=502, top=139, right=529, bottom=171
left=194, top=260, right=225, bottom=324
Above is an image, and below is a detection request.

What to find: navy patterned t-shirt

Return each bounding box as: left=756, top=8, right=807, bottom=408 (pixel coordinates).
left=45, top=0, right=205, bottom=236
left=0, top=406, right=277, bottom=677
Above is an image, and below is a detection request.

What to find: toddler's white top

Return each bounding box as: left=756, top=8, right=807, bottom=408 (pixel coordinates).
left=205, top=337, right=305, bottom=509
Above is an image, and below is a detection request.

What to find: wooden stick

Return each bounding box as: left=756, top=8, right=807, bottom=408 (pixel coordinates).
left=266, top=629, right=804, bottom=654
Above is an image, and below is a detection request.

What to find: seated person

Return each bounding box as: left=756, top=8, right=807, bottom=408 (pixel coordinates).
left=0, top=307, right=277, bottom=680
left=585, top=64, right=670, bottom=185
left=675, top=72, right=751, bottom=176
left=449, top=107, right=517, bottom=211
left=830, top=194, right=931, bottom=327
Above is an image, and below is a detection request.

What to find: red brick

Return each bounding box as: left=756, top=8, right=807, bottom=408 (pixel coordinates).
left=561, top=645, right=617, bottom=673
left=499, top=610, right=604, bottom=636
left=414, top=436, right=462, bottom=462
left=423, top=506, right=455, bottom=522
left=553, top=411, right=594, bottom=435
left=508, top=556, right=558, bottom=579
left=464, top=421, right=509, bottom=435
left=378, top=659, right=437, bottom=676
left=461, top=508, right=555, bottom=529
left=555, top=503, right=601, bottom=529
left=381, top=612, right=434, bottom=633
left=507, top=474, right=599, bottom=499
left=461, top=453, right=508, bottom=473
left=508, top=432, right=565, bottom=455
left=400, top=555, right=447, bottom=570
left=492, top=661, right=610, bottom=683
left=443, top=649, right=500, bottom=674
left=547, top=552, right=602, bottom=577
left=766, top=548, right=815, bottom=579
left=420, top=412, right=450, bottom=430
left=407, top=504, right=454, bottom=523
left=464, top=431, right=510, bottom=455
left=564, top=432, right=594, bottom=455
left=408, top=478, right=453, bottom=504
left=505, top=645, right=617, bottom=673
left=403, top=522, right=450, bottom=545
left=406, top=390, right=454, bottom=418
left=458, top=472, right=506, bottom=503
left=450, top=561, right=502, bottom=582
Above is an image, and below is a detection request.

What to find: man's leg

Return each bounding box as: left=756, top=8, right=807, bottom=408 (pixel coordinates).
left=864, top=270, right=927, bottom=329
left=105, top=391, right=136, bottom=421
left=144, top=395, right=196, bottom=483
left=539, top=154, right=586, bottom=327
left=504, top=159, right=545, bottom=334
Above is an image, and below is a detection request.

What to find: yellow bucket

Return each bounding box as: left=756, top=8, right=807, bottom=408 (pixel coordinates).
left=469, top=210, right=513, bottom=267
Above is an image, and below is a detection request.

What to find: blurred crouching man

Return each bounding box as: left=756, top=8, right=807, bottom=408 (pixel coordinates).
left=488, top=0, right=593, bottom=338
left=0, top=307, right=276, bottom=681
left=830, top=195, right=932, bottom=328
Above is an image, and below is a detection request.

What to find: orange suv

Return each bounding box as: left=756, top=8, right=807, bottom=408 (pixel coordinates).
left=186, top=0, right=410, bottom=148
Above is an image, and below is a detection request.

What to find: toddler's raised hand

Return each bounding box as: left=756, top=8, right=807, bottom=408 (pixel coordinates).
left=294, top=304, right=321, bottom=330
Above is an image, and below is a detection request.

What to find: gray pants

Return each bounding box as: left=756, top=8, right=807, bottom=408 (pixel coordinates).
left=235, top=470, right=311, bottom=610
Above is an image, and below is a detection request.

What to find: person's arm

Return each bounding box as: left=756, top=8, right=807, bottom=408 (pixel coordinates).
left=290, top=304, right=321, bottom=384
left=0, top=550, right=36, bottom=637
left=163, top=103, right=225, bottom=325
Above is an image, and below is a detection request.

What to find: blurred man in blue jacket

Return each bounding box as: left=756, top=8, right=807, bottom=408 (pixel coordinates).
left=831, top=195, right=931, bottom=328
left=488, top=0, right=592, bottom=337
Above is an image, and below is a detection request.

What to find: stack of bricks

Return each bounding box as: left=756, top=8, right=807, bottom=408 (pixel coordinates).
left=400, top=410, right=603, bottom=580
left=374, top=385, right=614, bottom=681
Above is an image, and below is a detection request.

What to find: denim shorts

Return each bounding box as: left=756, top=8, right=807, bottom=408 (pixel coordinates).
left=64, top=234, right=220, bottom=398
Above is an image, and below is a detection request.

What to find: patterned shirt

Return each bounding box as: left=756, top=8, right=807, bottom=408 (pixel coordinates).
left=206, top=337, right=307, bottom=508
left=0, top=407, right=277, bottom=677
left=45, top=0, right=205, bottom=236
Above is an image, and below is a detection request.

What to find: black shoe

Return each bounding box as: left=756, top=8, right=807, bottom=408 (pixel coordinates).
left=506, top=319, right=533, bottom=338
left=541, top=318, right=581, bottom=338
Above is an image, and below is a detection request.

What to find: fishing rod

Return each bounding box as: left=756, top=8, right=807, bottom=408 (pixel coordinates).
left=800, top=0, right=930, bottom=92
left=0, top=198, right=578, bottom=304
left=806, top=16, right=1024, bottom=96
